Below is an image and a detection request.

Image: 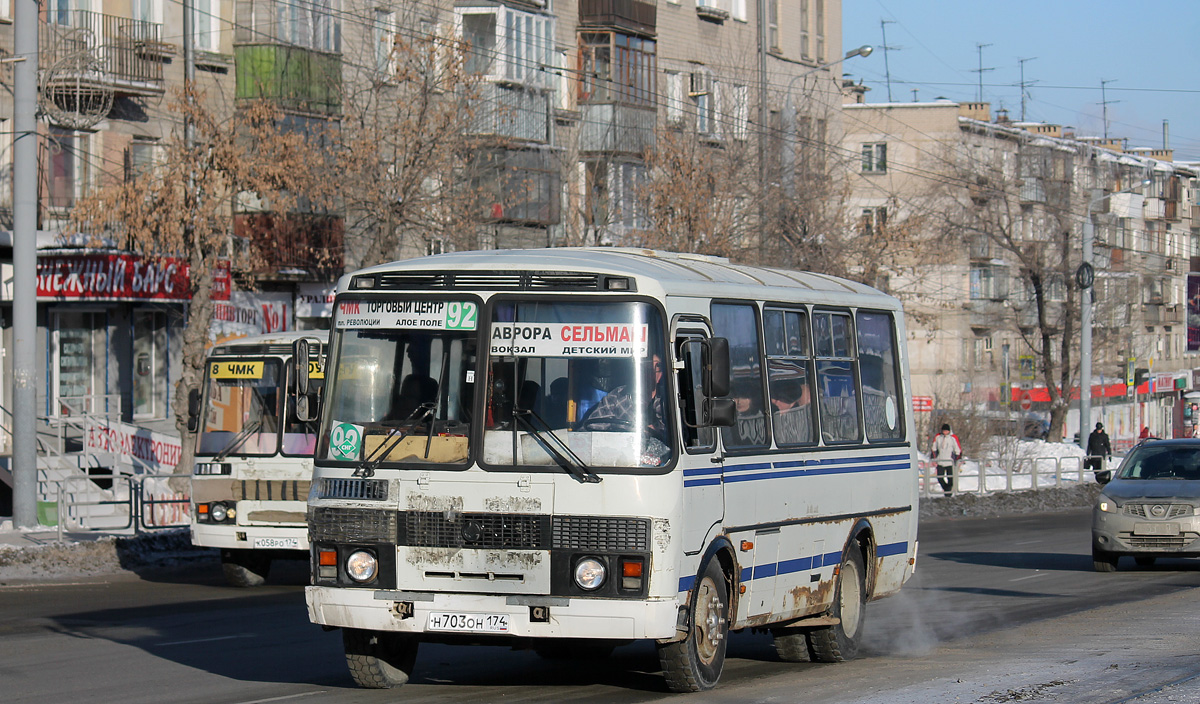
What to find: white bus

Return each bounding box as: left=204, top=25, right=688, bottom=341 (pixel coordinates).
left=303, top=249, right=918, bottom=691
left=189, top=331, right=325, bottom=587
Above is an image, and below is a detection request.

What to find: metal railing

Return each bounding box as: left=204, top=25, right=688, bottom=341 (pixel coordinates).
left=54, top=470, right=190, bottom=540
left=919, top=455, right=1093, bottom=498
left=41, top=10, right=166, bottom=90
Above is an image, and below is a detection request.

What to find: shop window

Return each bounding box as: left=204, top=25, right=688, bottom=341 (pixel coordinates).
left=133, top=310, right=169, bottom=419
left=53, top=311, right=107, bottom=417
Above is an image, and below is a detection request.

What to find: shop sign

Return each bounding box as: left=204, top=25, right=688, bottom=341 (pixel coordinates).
left=210, top=291, right=293, bottom=343
left=912, top=396, right=933, bottom=412
left=85, top=419, right=183, bottom=473
left=35, top=253, right=190, bottom=302
left=295, top=282, right=336, bottom=318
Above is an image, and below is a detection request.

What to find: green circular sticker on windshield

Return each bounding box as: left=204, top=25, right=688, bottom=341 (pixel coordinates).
left=329, top=422, right=364, bottom=461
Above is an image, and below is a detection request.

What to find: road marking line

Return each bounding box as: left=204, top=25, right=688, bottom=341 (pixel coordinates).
left=234, top=691, right=327, bottom=704
left=1010, top=572, right=1046, bottom=582
left=158, top=634, right=250, bottom=647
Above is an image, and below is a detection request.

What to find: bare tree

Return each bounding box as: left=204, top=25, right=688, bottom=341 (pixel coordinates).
left=71, top=90, right=330, bottom=471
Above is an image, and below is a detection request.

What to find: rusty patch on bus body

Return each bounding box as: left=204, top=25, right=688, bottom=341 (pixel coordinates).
left=483, top=496, right=543, bottom=513
left=405, top=547, right=462, bottom=566
left=406, top=494, right=464, bottom=512
left=484, top=550, right=543, bottom=569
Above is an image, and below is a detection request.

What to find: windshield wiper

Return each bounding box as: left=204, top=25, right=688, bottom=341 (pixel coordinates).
left=353, top=403, right=436, bottom=479
left=514, top=406, right=601, bottom=484
left=213, top=419, right=263, bottom=461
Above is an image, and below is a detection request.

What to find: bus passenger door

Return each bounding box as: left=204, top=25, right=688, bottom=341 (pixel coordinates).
left=674, top=326, right=724, bottom=554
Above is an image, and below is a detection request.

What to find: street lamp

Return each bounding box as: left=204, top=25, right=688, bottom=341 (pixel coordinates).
left=782, top=45, right=873, bottom=198
left=1078, top=178, right=1153, bottom=449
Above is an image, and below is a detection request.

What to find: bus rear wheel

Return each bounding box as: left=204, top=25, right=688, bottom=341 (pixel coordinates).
left=807, top=549, right=866, bottom=663
left=658, top=559, right=729, bottom=692
left=221, top=549, right=271, bottom=588
left=343, top=628, right=419, bottom=688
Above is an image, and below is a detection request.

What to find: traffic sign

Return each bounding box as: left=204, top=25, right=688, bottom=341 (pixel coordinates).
left=1019, top=391, right=1033, bottom=411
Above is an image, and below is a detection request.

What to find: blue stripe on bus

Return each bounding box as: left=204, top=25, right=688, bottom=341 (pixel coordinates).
left=683, top=466, right=725, bottom=476
left=683, top=478, right=722, bottom=487
left=678, top=542, right=911, bottom=593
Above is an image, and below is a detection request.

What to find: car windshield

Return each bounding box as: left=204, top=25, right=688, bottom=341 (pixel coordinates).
left=197, top=358, right=281, bottom=456
left=317, top=298, right=478, bottom=467
left=482, top=300, right=672, bottom=470
left=1116, top=446, right=1200, bottom=481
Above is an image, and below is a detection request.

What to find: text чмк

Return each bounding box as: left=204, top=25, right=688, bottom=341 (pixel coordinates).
left=365, top=300, right=446, bottom=314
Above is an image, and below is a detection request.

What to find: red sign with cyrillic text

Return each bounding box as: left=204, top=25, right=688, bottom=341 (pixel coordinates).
left=37, top=253, right=191, bottom=301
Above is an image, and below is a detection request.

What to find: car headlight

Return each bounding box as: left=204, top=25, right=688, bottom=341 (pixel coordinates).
left=574, top=557, right=606, bottom=590
left=209, top=502, right=229, bottom=522
left=1098, top=495, right=1117, bottom=513
left=346, top=550, right=378, bottom=583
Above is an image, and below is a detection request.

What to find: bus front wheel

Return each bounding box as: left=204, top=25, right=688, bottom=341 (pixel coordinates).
left=658, top=559, right=729, bottom=692
left=807, top=549, right=866, bottom=663
left=343, top=628, right=419, bottom=688
left=221, top=549, right=271, bottom=588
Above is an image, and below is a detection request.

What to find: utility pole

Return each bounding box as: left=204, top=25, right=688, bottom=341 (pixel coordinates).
left=1017, top=56, right=1037, bottom=122
left=756, top=0, right=769, bottom=260
left=11, top=0, right=40, bottom=527
left=971, top=43, right=994, bottom=103
left=879, top=19, right=897, bottom=102
left=1100, top=79, right=1119, bottom=141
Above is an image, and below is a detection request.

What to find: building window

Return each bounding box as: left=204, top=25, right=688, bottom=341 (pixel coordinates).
left=664, top=71, right=685, bottom=127
left=731, top=0, right=747, bottom=21
left=814, top=0, right=825, bottom=61
left=728, top=84, right=749, bottom=140
left=689, top=70, right=717, bottom=137
left=579, top=32, right=656, bottom=107
left=474, top=148, right=561, bottom=226
left=970, top=264, right=1009, bottom=301
left=275, top=0, right=340, bottom=53
left=47, top=127, right=88, bottom=210
left=194, top=0, right=219, bottom=52
left=124, top=140, right=159, bottom=181
left=374, top=9, right=398, bottom=75
left=425, top=237, right=446, bottom=256
left=861, top=142, right=887, bottom=173
left=800, top=0, right=810, bottom=59
left=131, top=0, right=161, bottom=24
left=766, top=0, right=778, bottom=49
left=583, top=160, right=647, bottom=236
left=860, top=207, right=887, bottom=236
left=53, top=311, right=107, bottom=417
left=458, top=5, right=553, bottom=89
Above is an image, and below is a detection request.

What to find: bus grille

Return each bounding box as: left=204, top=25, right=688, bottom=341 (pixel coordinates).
left=552, top=516, right=650, bottom=551
left=238, top=480, right=309, bottom=501
left=309, top=507, right=397, bottom=543
left=368, top=271, right=603, bottom=291
left=317, top=478, right=388, bottom=501
left=403, top=511, right=548, bottom=549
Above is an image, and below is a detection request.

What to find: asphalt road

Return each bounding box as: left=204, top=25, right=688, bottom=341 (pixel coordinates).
left=3, top=509, right=1200, bottom=704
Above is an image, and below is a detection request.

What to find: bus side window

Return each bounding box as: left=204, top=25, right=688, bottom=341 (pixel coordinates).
left=676, top=335, right=715, bottom=451
left=857, top=311, right=905, bottom=441
left=712, top=303, right=769, bottom=450
left=813, top=309, right=861, bottom=444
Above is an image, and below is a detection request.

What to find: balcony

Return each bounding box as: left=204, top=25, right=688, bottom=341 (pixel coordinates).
left=235, top=44, right=342, bottom=116
left=579, top=103, right=656, bottom=155
left=40, top=11, right=165, bottom=96
left=579, top=0, right=657, bottom=36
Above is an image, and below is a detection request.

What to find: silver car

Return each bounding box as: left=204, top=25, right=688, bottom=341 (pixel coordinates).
left=1092, top=439, right=1200, bottom=572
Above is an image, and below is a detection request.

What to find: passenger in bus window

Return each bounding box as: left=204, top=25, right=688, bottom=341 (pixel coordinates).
left=579, top=354, right=666, bottom=440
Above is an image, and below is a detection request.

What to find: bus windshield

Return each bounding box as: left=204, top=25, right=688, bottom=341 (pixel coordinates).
left=197, top=359, right=282, bottom=457
left=319, top=299, right=478, bottom=467
left=483, top=300, right=672, bottom=469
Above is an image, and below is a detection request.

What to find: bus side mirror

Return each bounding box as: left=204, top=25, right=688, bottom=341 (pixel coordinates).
left=705, top=337, right=731, bottom=398
left=294, top=338, right=311, bottom=396
left=187, top=387, right=201, bottom=432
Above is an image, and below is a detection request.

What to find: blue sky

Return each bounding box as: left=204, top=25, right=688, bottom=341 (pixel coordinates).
left=843, top=1, right=1200, bottom=161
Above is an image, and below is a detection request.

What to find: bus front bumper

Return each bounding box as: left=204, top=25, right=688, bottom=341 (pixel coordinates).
left=305, top=586, right=681, bottom=640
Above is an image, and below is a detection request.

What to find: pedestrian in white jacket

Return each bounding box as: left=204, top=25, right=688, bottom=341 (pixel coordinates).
left=931, top=423, right=962, bottom=497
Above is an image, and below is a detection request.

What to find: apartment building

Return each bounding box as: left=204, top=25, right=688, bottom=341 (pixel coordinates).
left=843, top=99, right=1199, bottom=444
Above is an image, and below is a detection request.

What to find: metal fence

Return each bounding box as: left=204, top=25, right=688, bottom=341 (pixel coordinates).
left=919, top=454, right=1096, bottom=498
left=54, top=470, right=190, bottom=540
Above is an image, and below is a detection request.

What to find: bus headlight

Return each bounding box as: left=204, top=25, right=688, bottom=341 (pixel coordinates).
left=346, top=550, right=378, bottom=583
left=574, top=557, right=606, bottom=590
left=209, top=502, right=229, bottom=522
